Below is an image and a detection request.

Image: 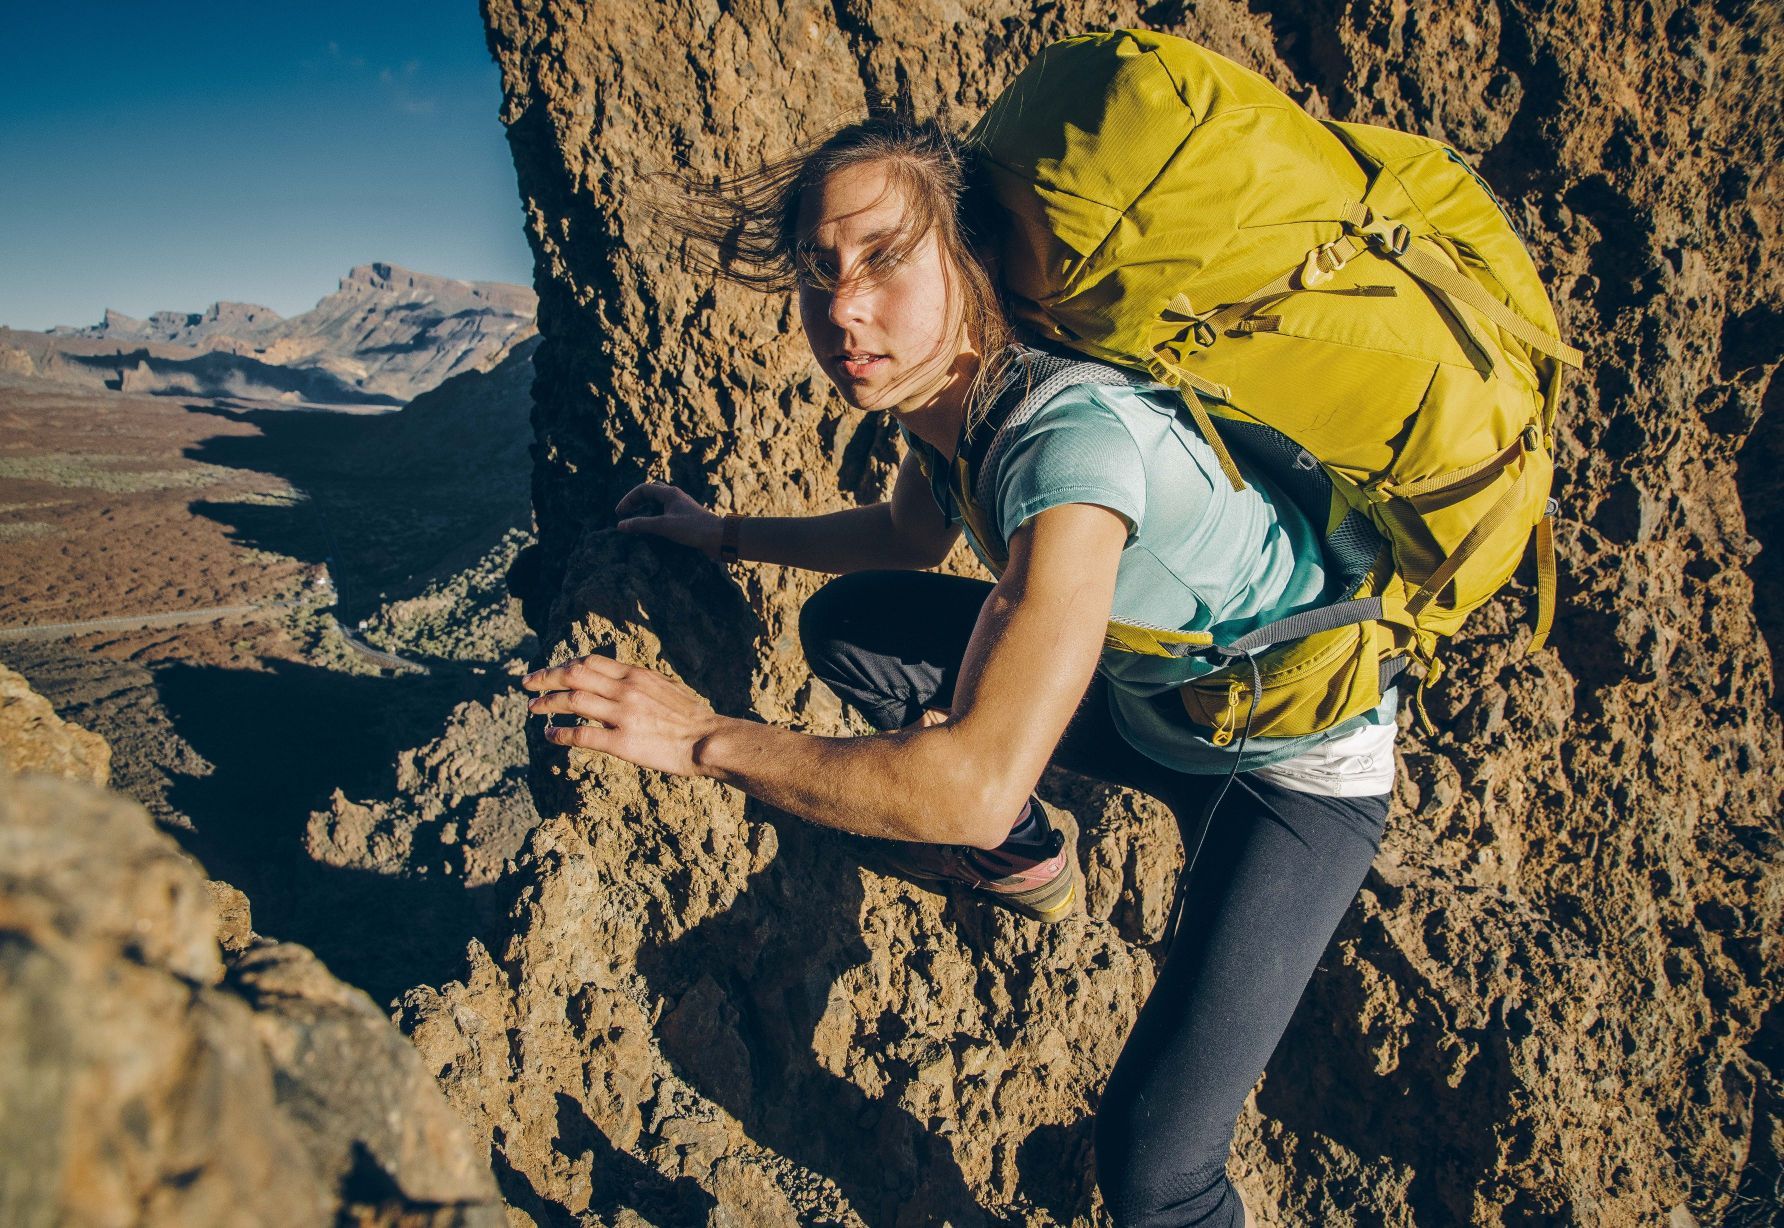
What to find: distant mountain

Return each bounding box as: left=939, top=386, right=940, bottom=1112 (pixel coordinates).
left=17, top=263, right=536, bottom=405
left=56, top=301, right=287, bottom=347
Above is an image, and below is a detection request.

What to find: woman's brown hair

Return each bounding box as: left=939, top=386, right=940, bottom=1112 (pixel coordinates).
left=652, top=115, right=1019, bottom=432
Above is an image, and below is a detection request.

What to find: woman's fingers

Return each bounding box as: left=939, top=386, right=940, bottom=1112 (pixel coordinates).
left=521, top=654, right=628, bottom=693
left=616, top=482, right=709, bottom=541
left=614, top=481, right=668, bottom=515
left=522, top=660, right=720, bottom=778
left=615, top=480, right=691, bottom=517
left=542, top=722, right=617, bottom=751
left=526, top=687, right=622, bottom=725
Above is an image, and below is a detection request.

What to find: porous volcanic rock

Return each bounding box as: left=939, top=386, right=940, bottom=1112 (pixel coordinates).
left=396, top=2, right=1781, bottom=1224
left=0, top=661, right=110, bottom=787
left=307, top=686, right=539, bottom=888
left=0, top=692, right=507, bottom=1226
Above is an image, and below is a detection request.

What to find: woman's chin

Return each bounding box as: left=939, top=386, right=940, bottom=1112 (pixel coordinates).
left=826, top=371, right=895, bottom=412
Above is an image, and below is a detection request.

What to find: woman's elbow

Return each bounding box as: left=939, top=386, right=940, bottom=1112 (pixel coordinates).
left=951, top=769, right=1037, bottom=850
left=895, top=536, right=953, bottom=571
left=898, top=523, right=958, bottom=571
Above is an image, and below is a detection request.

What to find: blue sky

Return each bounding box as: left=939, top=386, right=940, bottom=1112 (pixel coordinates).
left=0, top=3, right=535, bottom=330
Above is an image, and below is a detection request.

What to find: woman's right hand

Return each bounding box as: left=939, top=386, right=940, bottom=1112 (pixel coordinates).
left=615, top=482, right=723, bottom=559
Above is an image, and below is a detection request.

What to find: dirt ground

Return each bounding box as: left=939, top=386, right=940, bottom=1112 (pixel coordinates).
left=0, top=376, right=325, bottom=629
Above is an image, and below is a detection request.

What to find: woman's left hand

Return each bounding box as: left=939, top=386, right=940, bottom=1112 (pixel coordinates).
left=522, top=655, right=723, bottom=778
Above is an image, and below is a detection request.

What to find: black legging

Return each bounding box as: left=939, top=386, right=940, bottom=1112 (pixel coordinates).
left=798, top=570, right=1388, bottom=1227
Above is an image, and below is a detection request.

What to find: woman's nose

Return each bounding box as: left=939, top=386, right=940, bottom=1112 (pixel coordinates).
left=827, top=281, right=869, bottom=328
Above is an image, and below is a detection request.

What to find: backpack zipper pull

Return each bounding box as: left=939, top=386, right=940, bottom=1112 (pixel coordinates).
left=1210, top=674, right=1247, bottom=746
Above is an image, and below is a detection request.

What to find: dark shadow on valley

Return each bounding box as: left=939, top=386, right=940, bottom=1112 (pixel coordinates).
left=155, top=656, right=509, bottom=1005
left=176, top=369, right=531, bottom=623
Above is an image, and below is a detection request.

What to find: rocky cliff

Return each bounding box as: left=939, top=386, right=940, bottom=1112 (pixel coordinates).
left=391, top=2, right=1782, bottom=1224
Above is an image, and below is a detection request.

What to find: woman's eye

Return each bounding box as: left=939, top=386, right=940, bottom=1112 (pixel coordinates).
left=797, top=257, right=837, bottom=285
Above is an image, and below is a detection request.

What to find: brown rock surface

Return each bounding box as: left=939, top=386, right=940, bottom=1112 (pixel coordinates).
left=0, top=661, right=110, bottom=786
left=0, top=692, right=506, bottom=1226
left=394, top=2, right=1782, bottom=1224
left=307, top=686, right=539, bottom=888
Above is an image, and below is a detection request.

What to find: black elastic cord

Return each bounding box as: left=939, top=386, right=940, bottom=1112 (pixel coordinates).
left=1160, top=650, right=1263, bottom=958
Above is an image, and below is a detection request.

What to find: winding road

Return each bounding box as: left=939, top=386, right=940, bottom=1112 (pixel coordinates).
left=0, top=600, right=430, bottom=675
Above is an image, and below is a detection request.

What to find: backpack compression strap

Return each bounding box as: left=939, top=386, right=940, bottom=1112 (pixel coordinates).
left=1195, top=204, right=1585, bottom=371
left=1147, top=207, right=1571, bottom=661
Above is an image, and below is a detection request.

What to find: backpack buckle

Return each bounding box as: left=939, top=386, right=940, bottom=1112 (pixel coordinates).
left=1358, top=213, right=1413, bottom=257
left=1359, top=477, right=1395, bottom=505
left=1298, top=240, right=1350, bottom=289
left=1159, top=294, right=1220, bottom=350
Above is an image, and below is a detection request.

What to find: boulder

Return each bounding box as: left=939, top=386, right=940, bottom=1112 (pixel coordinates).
left=0, top=754, right=507, bottom=1225
left=405, top=2, right=1782, bottom=1223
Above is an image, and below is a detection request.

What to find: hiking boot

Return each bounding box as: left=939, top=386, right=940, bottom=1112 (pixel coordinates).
left=873, top=797, right=1081, bottom=924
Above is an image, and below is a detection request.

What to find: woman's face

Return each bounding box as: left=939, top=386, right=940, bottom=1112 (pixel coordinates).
left=794, top=161, right=972, bottom=416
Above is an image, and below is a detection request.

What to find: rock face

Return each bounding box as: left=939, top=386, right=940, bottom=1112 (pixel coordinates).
left=243, top=263, right=538, bottom=402
left=0, top=662, right=110, bottom=787
left=395, top=2, right=1782, bottom=1225
left=308, top=686, right=539, bottom=889
left=16, top=262, right=536, bottom=405
left=0, top=681, right=507, bottom=1226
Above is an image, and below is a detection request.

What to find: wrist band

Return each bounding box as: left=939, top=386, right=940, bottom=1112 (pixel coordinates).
left=719, top=513, right=743, bottom=564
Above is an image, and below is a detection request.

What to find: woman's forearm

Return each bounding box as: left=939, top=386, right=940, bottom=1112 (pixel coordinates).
left=693, top=716, right=1008, bottom=845
left=734, top=502, right=940, bottom=573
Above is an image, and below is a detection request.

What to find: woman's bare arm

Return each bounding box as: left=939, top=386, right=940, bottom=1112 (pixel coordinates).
left=523, top=501, right=1125, bottom=847
left=617, top=449, right=960, bottom=574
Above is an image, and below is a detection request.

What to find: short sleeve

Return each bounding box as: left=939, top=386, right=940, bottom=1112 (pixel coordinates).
left=993, top=386, right=1147, bottom=547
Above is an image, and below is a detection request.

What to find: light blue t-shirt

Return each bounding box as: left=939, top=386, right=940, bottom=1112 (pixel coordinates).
left=905, top=376, right=1395, bottom=774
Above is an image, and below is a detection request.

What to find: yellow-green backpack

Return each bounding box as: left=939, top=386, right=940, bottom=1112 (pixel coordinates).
left=965, top=28, right=1583, bottom=740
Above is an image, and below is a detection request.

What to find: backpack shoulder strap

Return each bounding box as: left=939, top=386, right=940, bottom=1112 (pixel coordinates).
left=964, top=347, right=1157, bottom=518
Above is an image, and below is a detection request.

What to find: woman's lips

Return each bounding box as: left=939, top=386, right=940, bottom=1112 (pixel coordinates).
left=838, top=353, right=887, bottom=380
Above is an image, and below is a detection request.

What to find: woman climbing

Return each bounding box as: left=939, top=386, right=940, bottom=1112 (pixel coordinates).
left=520, top=104, right=1406, bottom=1224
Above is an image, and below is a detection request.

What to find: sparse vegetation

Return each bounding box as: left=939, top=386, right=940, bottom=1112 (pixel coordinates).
left=0, top=452, right=236, bottom=493
left=356, top=527, right=534, bottom=663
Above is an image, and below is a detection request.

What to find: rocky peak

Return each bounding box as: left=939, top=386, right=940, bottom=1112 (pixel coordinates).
left=30, top=264, right=535, bottom=403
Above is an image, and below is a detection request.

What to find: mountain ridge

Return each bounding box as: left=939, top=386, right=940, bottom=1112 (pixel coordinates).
left=17, top=262, right=536, bottom=404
